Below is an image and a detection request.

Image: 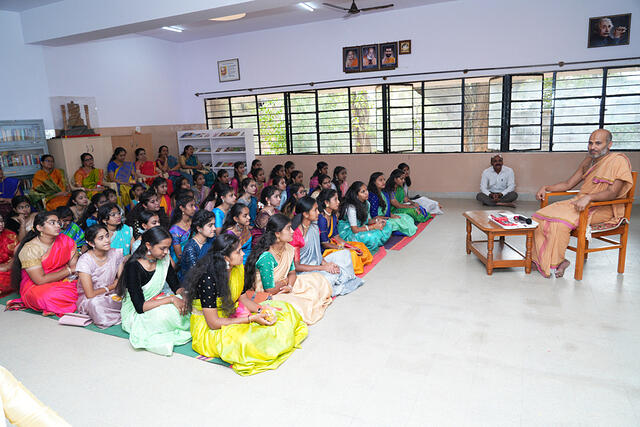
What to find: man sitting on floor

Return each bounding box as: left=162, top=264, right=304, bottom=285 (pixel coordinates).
left=532, top=128, right=633, bottom=278
left=476, top=154, right=518, bottom=208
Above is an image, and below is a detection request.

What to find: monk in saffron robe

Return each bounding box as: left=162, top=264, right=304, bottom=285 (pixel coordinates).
left=532, top=129, right=633, bottom=278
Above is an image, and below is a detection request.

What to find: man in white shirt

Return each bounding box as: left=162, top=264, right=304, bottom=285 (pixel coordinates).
left=476, top=154, right=518, bottom=208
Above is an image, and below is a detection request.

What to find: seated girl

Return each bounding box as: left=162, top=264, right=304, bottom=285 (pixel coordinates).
left=126, top=189, right=169, bottom=230
left=134, top=148, right=161, bottom=188
left=384, top=169, right=432, bottom=223
left=316, top=189, right=373, bottom=274
left=191, top=172, right=209, bottom=207
left=281, top=183, right=307, bottom=218
left=309, top=161, right=329, bottom=191
left=56, top=206, right=87, bottom=253
left=267, top=164, right=284, bottom=187
left=213, top=184, right=237, bottom=236
left=331, top=166, right=348, bottom=199
left=221, top=203, right=252, bottom=264
left=67, top=190, right=89, bottom=224
left=152, top=177, right=172, bottom=216
left=251, top=185, right=280, bottom=247
left=102, top=188, right=119, bottom=206
left=245, top=214, right=332, bottom=325
left=0, top=215, right=18, bottom=297
left=128, top=183, right=145, bottom=212
left=179, top=209, right=216, bottom=280
left=98, top=203, right=134, bottom=256
left=199, top=186, right=218, bottom=212
left=252, top=168, right=266, bottom=201
left=8, top=212, right=78, bottom=316
left=131, top=210, right=161, bottom=253
left=291, top=197, right=363, bottom=297
left=76, top=224, right=124, bottom=328
left=116, top=226, right=191, bottom=356
left=107, top=147, right=135, bottom=207
left=368, top=172, right=417, bottom=237
left=398, top=162, right=443, bottom=215
left=6, top=196, right=31, bottom=241
left=169, top=196, right=196, bottom=265
left=236, top=177, right=258, bottom=226
left=338, top=181, right=392, bottom=253
left=214, top=169, right=230, bottom=189
left=183, top=233, right=307, bottom=376
left=310, top=173, right=332, bottom=199
left=274, top=176, right=288, bottom=210
left=230, top=161, right=246, bottom=196
left=80, top=192, right=108, bottom=230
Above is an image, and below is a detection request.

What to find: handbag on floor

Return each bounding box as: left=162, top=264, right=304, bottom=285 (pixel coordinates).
left=58, top=313, right=93, bottom=327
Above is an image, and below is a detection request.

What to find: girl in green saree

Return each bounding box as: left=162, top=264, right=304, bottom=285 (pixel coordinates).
left=384, top=169, right=431, bottom=224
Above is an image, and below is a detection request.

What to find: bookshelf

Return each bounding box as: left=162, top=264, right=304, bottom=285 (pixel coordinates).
left=0, top=119, right=49, bottom=192
left=177, top=128, right=254, bottom=174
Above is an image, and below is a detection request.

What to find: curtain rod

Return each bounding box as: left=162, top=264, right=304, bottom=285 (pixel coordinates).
left=194, top=56, right=640, bottom=97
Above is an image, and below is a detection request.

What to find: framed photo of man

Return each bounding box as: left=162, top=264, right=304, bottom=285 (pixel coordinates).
left=379, top=42, right=398, bottom=69
left=360, top=44, right=379, bottom=71
left=343, top=46, right=360, bottom=73
left=588, top=13, right=631, bottom=48
left=218, top=58, right=240, bottom=82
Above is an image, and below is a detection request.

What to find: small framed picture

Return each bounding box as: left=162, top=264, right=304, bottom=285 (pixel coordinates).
left=343, top=46, right=360, bottom=73
left=379, top=42, right=398, bottom=69
left=588, top=13, right=631, bottom=48
left=399, top=40, right=411, bottom=55
left=360, top=44, right=379, bottom=71
left=218, top=58, right=240, bottom=82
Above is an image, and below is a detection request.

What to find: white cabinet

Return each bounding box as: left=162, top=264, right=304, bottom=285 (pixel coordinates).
left=177, top=129, right=254, bottom=173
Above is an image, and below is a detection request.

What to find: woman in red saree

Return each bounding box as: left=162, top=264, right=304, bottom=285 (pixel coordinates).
left=135, top=148, right=173, bottom=194
left=0, top=215, right=18, bottom=296
left=7, top=212, right=79, bottom=316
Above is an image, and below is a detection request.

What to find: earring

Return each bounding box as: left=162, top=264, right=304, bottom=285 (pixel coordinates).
left=147, top=251, right=151, bottom=257
left=225, top=260, right=230, bottom=269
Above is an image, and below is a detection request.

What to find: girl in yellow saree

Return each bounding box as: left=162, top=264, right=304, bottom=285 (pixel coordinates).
left=73, top=153, right=105, bottom=198
left=184, top=233, right=307, bottom=376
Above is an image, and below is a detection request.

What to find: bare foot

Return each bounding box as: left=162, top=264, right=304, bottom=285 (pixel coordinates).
left=496, top=202, right=516, bottom=208
left=555, top=259, right=570, bottom=278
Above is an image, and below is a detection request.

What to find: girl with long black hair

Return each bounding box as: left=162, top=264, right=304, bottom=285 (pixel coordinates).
left=310, top=173, right=332, bottom=199
left=338, top=181, right=391, bottom=253
left=169, top=196, right=196, bottom=264
left=291, top=197, right=363, bottom=296
left=131, top=210, right=161, bottom=252
left=331, top=166, right=348, bottom=199
left=251, top=185, right=281, bottom=247
left=309, top=161, right=329, bottom=190
left=213, top=184, right=237, bottom=236
left=367, top=172, right=417, bottom=237
left=384, top=169, right=431, bottom=223
left=230, top=161, right=246, bottom=196
left=244, top=214, right=332, bottom=325
left=126, top=189, right=169, bottom=230
left=184, top=232, right=307, bottom=375
left=236, top=177, right=258, bottom=225
left=7, top=211, right=79, bottom=316
left=281, top=183, right=307, bottom=219
left=117, top=226, right=191, bottom=356
left=397, top=162, right=443, bottom=215
left=179, top=209, right=216, bottom=280
left=98, top=203, right=134, bottom=256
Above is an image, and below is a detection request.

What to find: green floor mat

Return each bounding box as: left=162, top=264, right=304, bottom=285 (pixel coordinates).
left=1, top=292, right=229, bottom=367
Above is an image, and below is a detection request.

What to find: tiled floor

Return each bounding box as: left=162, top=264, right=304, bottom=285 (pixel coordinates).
left=2, top=199, right=639, bottom=426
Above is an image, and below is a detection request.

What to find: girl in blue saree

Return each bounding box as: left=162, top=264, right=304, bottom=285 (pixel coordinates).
left=107, top=147, right=135, bottom=207
left=169, top=196, right=196, bottom=265
left=222, top=203, right=252, bottom=264
left=338, top=181, right=392, bottom=253
left=179, top=209, right=216, bottom=281
left=368, top=172, right=417, bottom=237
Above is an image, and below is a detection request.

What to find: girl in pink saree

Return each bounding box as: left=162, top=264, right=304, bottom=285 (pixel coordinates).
left=7, top=212, right=79, bottom=316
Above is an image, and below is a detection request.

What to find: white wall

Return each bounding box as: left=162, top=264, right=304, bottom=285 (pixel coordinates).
left=42, top=35, right=184, bottom=127
left=0, top=11, right=52, bottom=127
left=176, top=0, right=640, bottom=123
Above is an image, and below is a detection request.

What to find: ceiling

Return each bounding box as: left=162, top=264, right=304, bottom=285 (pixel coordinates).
left=0, top=0, right=61, bottom=12
left=138, top=0, right=448, bottom=43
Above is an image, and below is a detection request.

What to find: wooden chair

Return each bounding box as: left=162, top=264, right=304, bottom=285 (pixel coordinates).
left=540, top=171, right=637, bottom=280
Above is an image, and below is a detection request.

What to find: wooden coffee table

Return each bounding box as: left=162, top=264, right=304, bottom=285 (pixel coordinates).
left=462, top=210, right=537, bottom=275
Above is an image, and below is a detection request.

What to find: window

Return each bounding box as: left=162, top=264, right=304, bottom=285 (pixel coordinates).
left=204, top=65, right=640, bottom=155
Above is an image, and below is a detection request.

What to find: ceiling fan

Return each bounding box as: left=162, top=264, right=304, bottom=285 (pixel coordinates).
left=322, top=0, right=394, bottom=15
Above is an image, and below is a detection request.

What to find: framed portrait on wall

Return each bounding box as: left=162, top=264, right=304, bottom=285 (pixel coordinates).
left=361, top=44, right=379, bottom=71
left=218, top=58, right=240, bottom=82
left=399, top=40, right=411, bottom=54
left=379, top=42, right=398, bottom=69
left=343, top=46, right=360, bottom=73
left=588, top=13, right=631, bottom=48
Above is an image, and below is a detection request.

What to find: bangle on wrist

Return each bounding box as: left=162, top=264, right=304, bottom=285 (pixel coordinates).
left=67, top=266, right=72, bottom=275
left=365, top=225, right=369, bottom=231
left=102, top=286, right=109, bottom=294
left=247, top=315, right=251, bottom=324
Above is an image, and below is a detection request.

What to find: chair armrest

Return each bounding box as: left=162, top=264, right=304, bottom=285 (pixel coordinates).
left=586, top=198, right=632, bottom=208
left=540, top=190, right=579, bottom=208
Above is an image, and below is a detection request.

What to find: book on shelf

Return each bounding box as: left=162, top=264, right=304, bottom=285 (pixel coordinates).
left=0, top=153, right=41, bottom=168
left=0, top=127, right=39, bottom=143
left=215, top=146, right=244, bottom=152
left=214, top=130, right=244, bottom=137
left=214, top=161, right=235, bottom=168
left=180, top=131, right=209, bottom=139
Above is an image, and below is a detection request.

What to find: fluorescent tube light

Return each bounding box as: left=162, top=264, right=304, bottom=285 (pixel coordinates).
left=299, top=2, right=315, bottom=11
left=162, top=26, right=183, bottom=32
left=209, top=13, right=246, bottom=21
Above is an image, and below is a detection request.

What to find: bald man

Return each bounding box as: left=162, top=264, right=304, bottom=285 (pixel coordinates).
left=531, top=129, right=633, bottom=278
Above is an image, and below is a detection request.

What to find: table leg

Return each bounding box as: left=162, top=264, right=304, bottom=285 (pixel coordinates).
left=486, top=232, right=494, bottom=275
left=499, top=236, right=505, bottom=243
left=466, top=219, right=472, bottom=254
left=525, top=231, right=532, bottom=274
